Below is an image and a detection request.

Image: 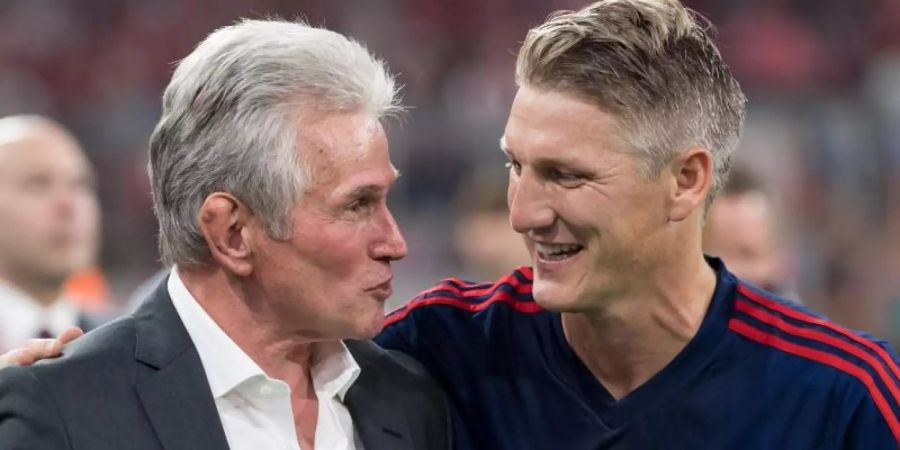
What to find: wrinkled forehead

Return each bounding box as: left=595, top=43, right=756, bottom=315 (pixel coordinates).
left=295, top=111, right=396, bottom=189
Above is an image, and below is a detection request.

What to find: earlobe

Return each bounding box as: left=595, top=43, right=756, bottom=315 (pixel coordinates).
left=668, top=147, right=712, bottom=223
left=198, top=193, right=254, bottom=276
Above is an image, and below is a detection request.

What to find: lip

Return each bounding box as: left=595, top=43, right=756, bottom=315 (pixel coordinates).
left=366, top=277, right=394, bottom=301
left=531, top=238, right=581, bottom=245
left=534, top=245, right=583, bottom=274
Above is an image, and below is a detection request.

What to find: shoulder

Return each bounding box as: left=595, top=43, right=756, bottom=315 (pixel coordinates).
left=45, top=315, right=137, bottom=368
left=383, top=266, right=540, bottom=329
left=346, top=339, right=435, bottom=385
left=727, top=281, right=900, bottom=434
left=376, top=267, right=546, bottom=364
left=345, top=339, right=450, bottom=424
left=0, top=316, right=140, bottom=447
left=728, top=282, right=899, bottom=375
left=0, top=362, right=73, bottom=447
left=2, top=315, right=139, bottom=390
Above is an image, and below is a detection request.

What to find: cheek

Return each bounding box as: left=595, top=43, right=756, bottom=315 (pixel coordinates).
left=293, top=224, right=368, bottom=279
left=77, top=199, right=101, bottom=236
left=5, top=202, right=51, bottom=235
left=554, top=192, right=608, bottom=237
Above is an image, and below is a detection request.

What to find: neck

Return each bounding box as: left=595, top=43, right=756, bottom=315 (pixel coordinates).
left=562, top=252, right=717, bottom=400
left=177, top=266, right=315, bottom=389
left=0, top=270, right=65, bottom=307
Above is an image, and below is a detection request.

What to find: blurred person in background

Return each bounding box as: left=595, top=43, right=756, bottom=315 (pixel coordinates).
left=703, top=165, right=794, bottom=297
left=453, top=168, right=530, bottom=279
left=0, top=20, right=452, bottom=450
left=0, top=115, right=105, bottom=354
left=63, top=266, right=114, bottom=312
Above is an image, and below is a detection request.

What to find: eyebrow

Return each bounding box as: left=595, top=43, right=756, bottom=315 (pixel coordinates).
left=498, top=137, right=586, bottom=170
left=499, top=137, right=510, bottom=155
left=346, top=185, right=385, bottom=199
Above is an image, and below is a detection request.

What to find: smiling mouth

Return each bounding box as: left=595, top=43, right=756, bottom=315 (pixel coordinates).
left=535, top=243, right=584, bottom=262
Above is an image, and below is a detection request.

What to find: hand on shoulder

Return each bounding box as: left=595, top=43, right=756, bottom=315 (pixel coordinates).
left=0, top=327, right=84, bottom=368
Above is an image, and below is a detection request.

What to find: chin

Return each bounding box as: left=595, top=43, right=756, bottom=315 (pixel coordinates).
left=531, top=282, right=579, bottom=312
left=348, top=315, right=386, bottom=340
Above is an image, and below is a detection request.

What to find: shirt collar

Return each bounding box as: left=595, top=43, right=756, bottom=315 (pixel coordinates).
left=167, top=267, right=263, bottom=399
left=311, top=340, right=361, bottom=402
left=166, top=267, right=361, bottom=401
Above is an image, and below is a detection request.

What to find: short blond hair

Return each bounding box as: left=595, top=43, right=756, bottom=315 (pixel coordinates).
left=516, top=0, right=746, bottom=206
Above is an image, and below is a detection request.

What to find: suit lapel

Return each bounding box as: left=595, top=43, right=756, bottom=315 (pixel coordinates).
left=132, top=278, right=230, bottom=450
left=344, top=340, right=415, bottom=450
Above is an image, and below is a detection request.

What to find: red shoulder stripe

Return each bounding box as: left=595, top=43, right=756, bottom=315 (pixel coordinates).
left=443, top=267, right=534, bottom=288
left=729, top=318, right=900, bottom=443
left=383, top=291, right=542, bottom=327
left=418, top=268, right=534, bottom=298
left=738, top=284, right=900, bottom=383
left=735, top=298, right=900, bottom=406
left=417, top=276, right=532, bottom=298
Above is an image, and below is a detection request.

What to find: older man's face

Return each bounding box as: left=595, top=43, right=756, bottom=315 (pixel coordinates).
left=0, top=129, right=99, bottom=286
left=501, top=87, right=673, bottom=312
left=250, top=111, right=407, bottom=341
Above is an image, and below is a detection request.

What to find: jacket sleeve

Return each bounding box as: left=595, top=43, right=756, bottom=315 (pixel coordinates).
left=838, top=388, right=899, bottom=449
left=0, top=365, right=72, bottom=449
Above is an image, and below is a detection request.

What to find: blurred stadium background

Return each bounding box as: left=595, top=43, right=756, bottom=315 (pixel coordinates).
left=1, top=0, right=898, bottom=346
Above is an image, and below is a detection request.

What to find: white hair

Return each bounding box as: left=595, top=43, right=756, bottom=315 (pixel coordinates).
left=149, top=19, right=401, bottom=267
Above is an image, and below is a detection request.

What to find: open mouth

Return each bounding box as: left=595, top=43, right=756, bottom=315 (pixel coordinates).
left=535, top=243, right=584, bottom=262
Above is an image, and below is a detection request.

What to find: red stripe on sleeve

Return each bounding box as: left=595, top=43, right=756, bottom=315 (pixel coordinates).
left=738, top=284, right=900, bottom=385
left=420, top=268, right=534, bottom=298
left=729, top=318, right=900, bottom=443
left=417, top=277, right=533, bottom=298
left=735, top=299, right=900, bottom=406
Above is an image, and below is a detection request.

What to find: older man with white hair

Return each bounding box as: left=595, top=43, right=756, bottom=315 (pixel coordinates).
left=0, top=20, right=452, bottom=450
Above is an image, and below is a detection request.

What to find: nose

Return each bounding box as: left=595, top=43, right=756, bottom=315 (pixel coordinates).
left=371, top=205, right=408, bottom=262
left=507, top=169, right=555, bottom=235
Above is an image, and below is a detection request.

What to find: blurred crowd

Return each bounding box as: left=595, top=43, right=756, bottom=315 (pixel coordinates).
left=0, top=0, right=898, bottom=346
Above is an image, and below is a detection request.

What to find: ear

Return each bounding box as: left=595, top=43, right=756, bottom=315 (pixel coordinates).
left=667, top=147, right=713, bottom=223
left=197, top=193, right=254, bottom=277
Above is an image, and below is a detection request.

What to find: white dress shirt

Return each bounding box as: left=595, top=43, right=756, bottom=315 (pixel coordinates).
left=0, top=282, right=80, bottom=353
left=167, top=268, right=363, bottom=450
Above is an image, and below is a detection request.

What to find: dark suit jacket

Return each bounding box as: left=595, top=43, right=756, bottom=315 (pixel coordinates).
left=0, top=280, right=453, bottom=450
